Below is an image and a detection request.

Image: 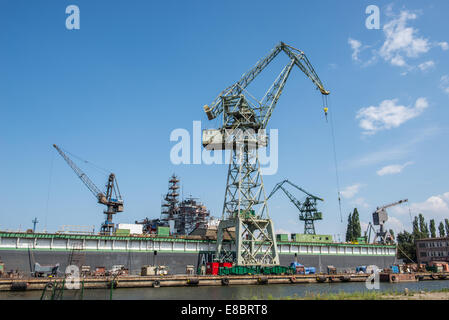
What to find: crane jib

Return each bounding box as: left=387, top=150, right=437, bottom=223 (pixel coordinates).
left=203, top=42, right=330, bottom=122
left=52, top=144, right=124, bottom=235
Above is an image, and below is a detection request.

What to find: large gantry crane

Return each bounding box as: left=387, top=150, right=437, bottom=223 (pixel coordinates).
left=53, top=144, right=123, bottom=235
left=267, top=180, right=324, bottom=235
left=202, top=42, right=330, bottom=266
left=366, top=199, right=408, bottom=244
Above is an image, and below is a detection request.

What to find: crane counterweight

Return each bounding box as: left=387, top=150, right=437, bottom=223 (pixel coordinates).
left=366, top=199, right=408, bottom=244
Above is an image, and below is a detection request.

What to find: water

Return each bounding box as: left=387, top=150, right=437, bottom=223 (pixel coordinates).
left=1, top=280, right=448, bottom=300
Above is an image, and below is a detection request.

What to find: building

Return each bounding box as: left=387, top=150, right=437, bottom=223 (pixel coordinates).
left=415, top=237, right=449, bottom=264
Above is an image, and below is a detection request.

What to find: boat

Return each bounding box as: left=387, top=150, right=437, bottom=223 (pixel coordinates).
left=0, top=230, right=397, bottom=275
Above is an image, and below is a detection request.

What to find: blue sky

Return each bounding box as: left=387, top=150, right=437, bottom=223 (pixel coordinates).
left=1, top=0, right=448, bottom=240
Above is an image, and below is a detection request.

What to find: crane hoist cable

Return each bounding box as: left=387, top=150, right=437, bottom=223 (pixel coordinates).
left=59, top=146, right=111, bottom=176
left=44, top=151, right=55, bottom=232
left=407, top=200, right=413, bottom=226
left=323, top=94, right=343, bottom=223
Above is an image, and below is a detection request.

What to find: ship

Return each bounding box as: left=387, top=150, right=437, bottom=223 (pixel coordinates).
left=0, top=230, right=397, bottom=275
left=0, top=175, right=398, bottom=275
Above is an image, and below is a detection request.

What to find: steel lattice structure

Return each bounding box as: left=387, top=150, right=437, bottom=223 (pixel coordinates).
left=53, top=144, right=123, bottom=235
left=202, top=42, right=329, bottom=266
left=267, top=180, right=324, bottom=235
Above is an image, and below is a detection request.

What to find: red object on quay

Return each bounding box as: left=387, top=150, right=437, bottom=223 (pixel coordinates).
left=206, top=262, right=233, bottom=274
left=206, top=262, right=220, bottom=275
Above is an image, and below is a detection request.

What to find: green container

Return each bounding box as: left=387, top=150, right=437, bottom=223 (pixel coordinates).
left=262, top=267, right=271, bottom=275
left=426, top=265, right=438, bottom=273
left=157, top=226, right=170, bottom=236
left=291, top=233, right=333, bottom=243
left=276, top=234, right=289, bottom=242
left=357, top=237, right=366, bottom=244
left=219, top=267, right=231, bottom=276
left=115, top=229, right=130, bottom=235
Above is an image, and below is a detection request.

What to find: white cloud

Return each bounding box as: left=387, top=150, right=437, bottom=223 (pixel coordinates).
left=349, top=8, right=445, bottom=70
left=376, top=161, right=413, bottom=176
left=411, top=192, right=449, bottom=216
left=394, top=192, right=449, bottom=220
left=341, top=184, right=362, bottom=199
left=417, top=60, right=435, bottom=71
left=346, top=126, right=440, bottom=169
left=440, top=75, right=449, bottom=95
left=351, top=148, right=408, bottom=168
left=438, top=42, right=449, bottom=50
left=348, top=38, right=362, bottom=61
left=351, top=197, right=369, bottom=208
left=356, top=97, right=429, bottom=135
left=275, top=228, right=292, bottom=235
left=387, top=216, right=406, bottom=234
left=379, top=11, right=430, bottom=67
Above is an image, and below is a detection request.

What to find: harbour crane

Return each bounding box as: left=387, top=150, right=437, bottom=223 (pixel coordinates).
left=366, top=199, right=408, bottom=244
left=32, top=218, right=39, bottom=233
left=267, top=180, right=324, bottom=235
left=53, top=144, right=123, bottom=235
left=203, top=42, right=330, bottom=266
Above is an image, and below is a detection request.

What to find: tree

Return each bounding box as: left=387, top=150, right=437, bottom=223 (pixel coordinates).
left=345, top=212, right=353, bottom=242
left=438, top=222, right=445, bottom=237
left=412, top=216, right=421, bottom=239
left=445, top=219, right=449, bottom=237
left=396, top=231, right=416, bottom=263
left=430, top=219, right=436, bottom=238
left=419, top=214, right=429, bottom=238
left=351, top=208, right=362, bottom=240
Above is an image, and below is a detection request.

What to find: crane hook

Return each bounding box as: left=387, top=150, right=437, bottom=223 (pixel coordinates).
left=323, top=106, right=328, bottom=122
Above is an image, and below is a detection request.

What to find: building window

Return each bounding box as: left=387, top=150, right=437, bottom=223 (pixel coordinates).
left=420, top=252, right=427, bottom=257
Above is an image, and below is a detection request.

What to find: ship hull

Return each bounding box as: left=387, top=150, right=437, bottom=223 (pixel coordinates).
left=0, top=249, right=397, bottom=275
left=0, top=232, right=397, bottom=275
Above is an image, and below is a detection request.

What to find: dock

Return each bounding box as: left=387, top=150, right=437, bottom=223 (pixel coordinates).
left=1, top=272, right=448, bottom=291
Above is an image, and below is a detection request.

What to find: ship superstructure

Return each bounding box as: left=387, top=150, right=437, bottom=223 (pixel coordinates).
left=136, top=175, right=211, bottom=236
